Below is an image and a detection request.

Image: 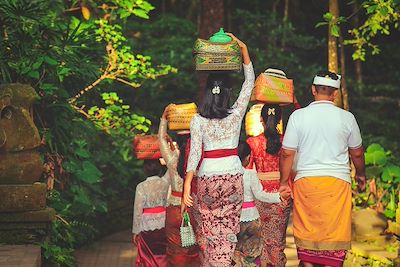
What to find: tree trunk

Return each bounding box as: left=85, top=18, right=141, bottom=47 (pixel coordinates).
left=281, top=0, right=289, bottom=51
left=328, top=0, right=343, bottom=107
left=197, top=0, right=224, bottom=102
left=185, top=0, right=198, bottom=22
left=339, top=33, right=349, bottom=111
left=352, top=0, right=363, bottom=84
left=198, top=0, right=224, bottom=38
left=226, top=0, right=232, bottom=31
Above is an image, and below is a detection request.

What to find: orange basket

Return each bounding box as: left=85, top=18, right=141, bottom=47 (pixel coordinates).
left=132, top=135, right=161, bottom=160
left=167, top=103, right=198, bottom=131
left=251, top=73, right=294, bottom=104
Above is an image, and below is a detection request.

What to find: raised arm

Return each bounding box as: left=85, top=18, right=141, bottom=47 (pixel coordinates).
left=158, top=112, right=175, bottom=167
left=249, top=171, right=281, bottom=203
left=132, top=184, right=144, bottom=234
left=226, top=33, right=255, bottom=119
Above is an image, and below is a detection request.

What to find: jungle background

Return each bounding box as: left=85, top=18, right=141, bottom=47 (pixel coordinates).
left=0, top=0, right=399, bottom=266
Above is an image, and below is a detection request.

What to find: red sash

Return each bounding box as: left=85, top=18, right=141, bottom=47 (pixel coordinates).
left=242, top=201, right=256, bottom=209
left=143, top=206, right=166, bottom=214
left=171, top=191, right=183, bottom=198
left=203, top=148, right=238, bottom=158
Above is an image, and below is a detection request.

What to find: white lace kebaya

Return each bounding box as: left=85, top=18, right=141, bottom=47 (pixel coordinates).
left=186, top=62, right=255, bottom=177
left=132, top=174, right=170, bottom=234
left=158, top=118, right=183, bottom=206
left=241, top=169, right=281, bottom=222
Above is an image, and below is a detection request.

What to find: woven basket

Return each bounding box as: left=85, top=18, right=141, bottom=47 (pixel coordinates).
left=167, top=103, right=198, bottom=131
left=245, top=104, right=283, bottom=137
left=193, top=39, right=242, bottom=71
left=132, top=135, right=161, bottom=160
left=251, top=73, right=294, bottom=104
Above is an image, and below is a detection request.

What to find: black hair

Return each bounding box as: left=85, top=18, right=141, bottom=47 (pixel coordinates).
left=199, top=72, right=232, bottom=119
left=143, top=159, right=162, bottom=177
left=176, top=133, right=190, bottom=179
left=238, top=141, right=251, bottom=162
left=261, top=104, right=282, bottom=155
left=314, top=71, right=339, bottom=96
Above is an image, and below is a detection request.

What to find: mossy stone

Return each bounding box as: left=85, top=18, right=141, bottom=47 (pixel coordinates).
left=0, top=151, right=43, bottom=184
left=0, top=183, right=47, bottom=212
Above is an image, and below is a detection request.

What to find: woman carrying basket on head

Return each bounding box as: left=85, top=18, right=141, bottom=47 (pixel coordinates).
left=158, top=105, right=200, bottom=267
left=182, top=33, right=254, bottom=266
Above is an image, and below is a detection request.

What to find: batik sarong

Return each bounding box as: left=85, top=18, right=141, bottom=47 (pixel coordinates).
left=194, top=173, right=244, bottom=267
left=165, top=205, right=200, bottom=267
left=135, top=228, right=167, bottom=267
left=232, top=218, right=262, bottom=267
left=293, top=176, right=351, bottom=267
left=256, top=179, right=292, bottom=267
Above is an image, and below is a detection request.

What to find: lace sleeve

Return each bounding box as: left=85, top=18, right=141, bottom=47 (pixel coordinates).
left=249, top=172, right=281, bottom=203
left=231, top=62, right=255, bottom=119
left=132, top=184, right=144, bottom=234
left=186, top=115, right=202, bottom=173
left=158, top=118, right=174, bottom=166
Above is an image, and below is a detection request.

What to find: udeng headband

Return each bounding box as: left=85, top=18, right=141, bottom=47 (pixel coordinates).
left=313, top=74, right=341, bottom=89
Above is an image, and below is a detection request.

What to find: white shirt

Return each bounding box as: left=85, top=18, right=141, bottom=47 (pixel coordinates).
left=132, top=175, right=170, bottom=234
left=241, top=169, right=281, bottom=222
left=282, top=100, right=362, bottom=183
left=186, top=62, right=255, bottom=176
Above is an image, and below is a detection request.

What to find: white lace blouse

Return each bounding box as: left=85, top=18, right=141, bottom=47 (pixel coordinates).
left=132, top=175, right=170, bottom=234
left=186, top=62, right=255, bottom=177
left=241, top=169, right=281, bottom=222
left=158, top=118, right=183, bottom=206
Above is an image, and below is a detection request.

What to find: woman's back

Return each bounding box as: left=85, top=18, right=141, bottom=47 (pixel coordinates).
left=187, top=62, right=255, bottom=177
left=247, top=134, right=282, bottom=172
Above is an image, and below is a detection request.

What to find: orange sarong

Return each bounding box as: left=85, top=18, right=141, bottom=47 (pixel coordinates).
left=293, top=176, right=352, bottom=251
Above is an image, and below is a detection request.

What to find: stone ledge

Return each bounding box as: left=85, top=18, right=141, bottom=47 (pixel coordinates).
left=0, top=151, right=43, bottom=184
left=0, top=183, right=46, bottom=212
left=0, top=208, right=55, bottom=223
left=344, top=240, right=398, bottom=267
left=0, top=244, right=41, bottom=267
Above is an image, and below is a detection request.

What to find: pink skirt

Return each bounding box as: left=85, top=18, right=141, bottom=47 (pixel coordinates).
left=194, top=173, right=244, bottom=266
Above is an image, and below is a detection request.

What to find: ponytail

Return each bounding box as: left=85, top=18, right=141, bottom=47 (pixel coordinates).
left=260, top=104, right=282, bottom=155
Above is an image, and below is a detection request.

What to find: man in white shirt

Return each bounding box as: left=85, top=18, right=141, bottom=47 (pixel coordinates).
left=279, top=72, right=366, bottom=267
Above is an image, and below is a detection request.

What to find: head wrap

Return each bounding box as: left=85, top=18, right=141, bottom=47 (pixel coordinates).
left=264, top=68, right=287, bottom=79
left=313, top=73, right=341, bottom=89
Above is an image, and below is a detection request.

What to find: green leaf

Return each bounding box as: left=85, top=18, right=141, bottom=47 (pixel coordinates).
left=132, top=9, right=149, bottom=19
left=384, top=208, right=396, bottom=219
left=372, top=151, right=387, bottom=165
left=28, top=70, right=40, bottom=79
left=366, top=143, right=385, bottom=153
left=381, top=165, right=400, bottom=182
left=323, top=12, right=333, bottom=21
left=119, top=10, right=131, bottom=19
left=379, top=6, right=389, bottom=16
left=366, top=166, right=383, bottom=178
left=331, top=25, right=340, bottom=37
left=76, top=161, right=102, bottom=184
left=367, top=5, right=378, bottom=14
left=315, top=22, right=328, bottom=28
left=44, top=56, right=58, bottom=66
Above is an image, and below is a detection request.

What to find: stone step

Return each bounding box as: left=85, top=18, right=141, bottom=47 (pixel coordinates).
left=0, top=183, right=46, bottom=212
left=0, top=245, right=41, bottom=267
left=0, top=151, right=43, bottom=184
left=0, top=208, right=55, bottom=244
